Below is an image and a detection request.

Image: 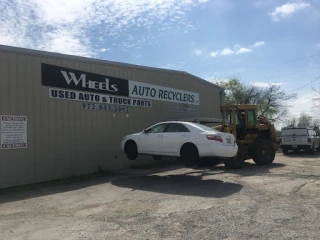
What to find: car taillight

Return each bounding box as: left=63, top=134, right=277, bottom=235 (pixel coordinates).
left=308, top=138, right=311, bottom=143
left=206, top=135, right=223, bottom=142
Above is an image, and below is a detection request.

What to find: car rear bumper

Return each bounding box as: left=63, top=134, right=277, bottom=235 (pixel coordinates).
left=280, top=144, right=312, bottom=150
left=197, top=143, right=238, bottom=158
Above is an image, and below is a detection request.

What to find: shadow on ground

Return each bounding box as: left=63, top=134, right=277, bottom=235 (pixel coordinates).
left=0, top=158, right=285, bottom=204
left=0, top=172, right=118, bottom=204
left=281, top=151, right=320, bottom=158
left=189, top=158, right=286, bottom=177
left=111, top=174, right=243, bottom=198
left=213, top=162, right=285, bottom=176
left=0, top=160, right=184, bottom=204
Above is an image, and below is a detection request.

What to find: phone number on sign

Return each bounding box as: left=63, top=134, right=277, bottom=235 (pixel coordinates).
left=81, top=103, right=129, bottom=113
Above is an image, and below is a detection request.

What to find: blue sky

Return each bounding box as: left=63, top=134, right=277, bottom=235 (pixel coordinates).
left=1, top=0, right=319, bottom=125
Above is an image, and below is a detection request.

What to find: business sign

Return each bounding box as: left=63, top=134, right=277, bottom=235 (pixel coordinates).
left=81, top=103, right=129, bottom=113
left=1, top=115, right=27, bottom=149
left=42, top=63, right=129, bottom=96
left=172, top=107, right=198, bottom=114
left=49, top=88, right=152, bottom=107
left=129, top=81, right=199, bottom=105
left=42, top=63, right=199, bottom=105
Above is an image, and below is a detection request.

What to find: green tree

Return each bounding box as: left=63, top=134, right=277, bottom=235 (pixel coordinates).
left=284, top=114, right=319, bottom=128
left=284, top=116, right=298, bottom=127
left=312, top=118, right=320, bottom=130
left=297, top=113, right=312, bottom=127
left=312, top=78, right=320, bottom=113
left=218, top=79, right=297, bottom=122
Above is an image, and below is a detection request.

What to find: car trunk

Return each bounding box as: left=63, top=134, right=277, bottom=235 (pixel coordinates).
left=220, top=133, right=235, bottom=146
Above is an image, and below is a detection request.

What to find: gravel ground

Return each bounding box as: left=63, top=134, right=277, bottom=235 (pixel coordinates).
left=1, top=151, right=320, bottom=240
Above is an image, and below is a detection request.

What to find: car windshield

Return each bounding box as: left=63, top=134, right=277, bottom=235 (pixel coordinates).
left=192, top=123, right=219, bottom=132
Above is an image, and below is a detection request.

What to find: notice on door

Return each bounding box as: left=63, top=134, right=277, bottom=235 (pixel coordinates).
left=0, top=115, right=27, bottom=149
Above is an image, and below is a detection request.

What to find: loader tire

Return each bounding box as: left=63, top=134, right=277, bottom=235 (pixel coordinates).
left=252, top=139, right=275, bottom=165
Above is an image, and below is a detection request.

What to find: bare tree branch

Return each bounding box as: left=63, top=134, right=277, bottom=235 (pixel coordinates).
left=218, top=79, right=297, bottom=122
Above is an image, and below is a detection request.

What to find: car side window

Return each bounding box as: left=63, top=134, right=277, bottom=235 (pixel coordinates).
left=146, top=123, right=167, bottom=133
left=165, top=123, right=190, bottom=133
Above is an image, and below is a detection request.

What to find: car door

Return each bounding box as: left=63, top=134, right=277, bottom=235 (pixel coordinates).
left=161, top=123, right=191, bottom=155
left=138, top=123, right=168, bottom=154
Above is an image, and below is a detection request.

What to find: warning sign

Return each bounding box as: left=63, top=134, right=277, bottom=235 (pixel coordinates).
left=0, top=115, right=27, bottom=149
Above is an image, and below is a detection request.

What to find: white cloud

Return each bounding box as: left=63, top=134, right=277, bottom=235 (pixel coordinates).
left=209, top=41, right=265, bottom=57
left=100, top=48, right=110, bottom=52
left=253, top=0, right=277, bottom=7
left=316, top=43, right=320, bottom=50
left=198, top=0, right=209, bottom=3
left=162, top=61, right=186, bottom=70
left=0, top=0, right=204, bottom=57
left=38, top=30, right=93, bottom=57
left=193, top=48, right=202, bottom=56
left=221, top=48, right=235, bottom=56
left=289, top=92, right=314, bottom=117
left=269, top=2, right=311, bottom=21
left=204, top=76, right=230, bottom=84
left=210, top=51, right=218, bottom=57
left=253, top=41, right=265, bottom=48
left=251, top=82, right=284, bottom=87
left=236, top=48, right=252, bottom=54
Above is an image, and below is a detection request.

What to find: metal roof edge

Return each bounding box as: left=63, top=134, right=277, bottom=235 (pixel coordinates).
left=0, top=44, right=182, bottom=73
left=182, top=72, right=225, bottom=90
left=0, top=44, right=224, bottom=91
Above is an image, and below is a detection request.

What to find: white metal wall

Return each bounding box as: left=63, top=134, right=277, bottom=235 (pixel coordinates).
left=0, top=46, right=224, bottom=188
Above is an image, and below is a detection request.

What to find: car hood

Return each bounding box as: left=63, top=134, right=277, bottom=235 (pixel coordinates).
left=127, top=132, right=143, bottom=137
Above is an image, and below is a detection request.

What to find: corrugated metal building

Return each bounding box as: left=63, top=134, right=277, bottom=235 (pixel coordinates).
left=0, top=45, right=224, bottom=188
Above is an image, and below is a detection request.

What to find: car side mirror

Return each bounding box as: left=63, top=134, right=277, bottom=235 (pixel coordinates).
left=143, top=129, right=147, bottom=134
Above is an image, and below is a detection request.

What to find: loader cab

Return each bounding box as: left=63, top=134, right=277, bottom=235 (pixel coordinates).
left=221, top=105, right=257, bottom=140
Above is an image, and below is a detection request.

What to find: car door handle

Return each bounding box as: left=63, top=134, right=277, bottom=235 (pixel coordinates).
left=157, top=135, right=163, bottom=138
left=182, top=134, right=188, bottom=137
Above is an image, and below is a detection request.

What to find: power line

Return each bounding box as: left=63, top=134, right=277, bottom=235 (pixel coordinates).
left=274, top=76, right=320, bottom=105
left=285, top=76, right=320, bottom=93
left=231, top=53, right=320, bottom=77
left=267, top=67, right=318, bottom=79
left=262, top=53, right=320, bottom=71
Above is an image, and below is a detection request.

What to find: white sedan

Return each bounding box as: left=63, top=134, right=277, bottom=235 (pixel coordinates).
left=121, top=121, right=238, bottom=166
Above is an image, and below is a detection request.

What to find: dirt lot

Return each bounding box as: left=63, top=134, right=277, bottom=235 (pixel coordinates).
left=1, top=151, right=320, bottom=240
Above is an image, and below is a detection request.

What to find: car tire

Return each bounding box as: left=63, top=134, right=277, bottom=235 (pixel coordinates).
left=282, top=148, right=288, bottom=155
left=125, top=141, right=138, bottom=160
left=180, top=144, right=199, bottom=167
left=317, top=144, right=320, bottom=152
left=224, top=143, right=244, bottom=169
left=252, top=139, right=275, bottom=165
left=152, top=155, right=162, bottom=160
